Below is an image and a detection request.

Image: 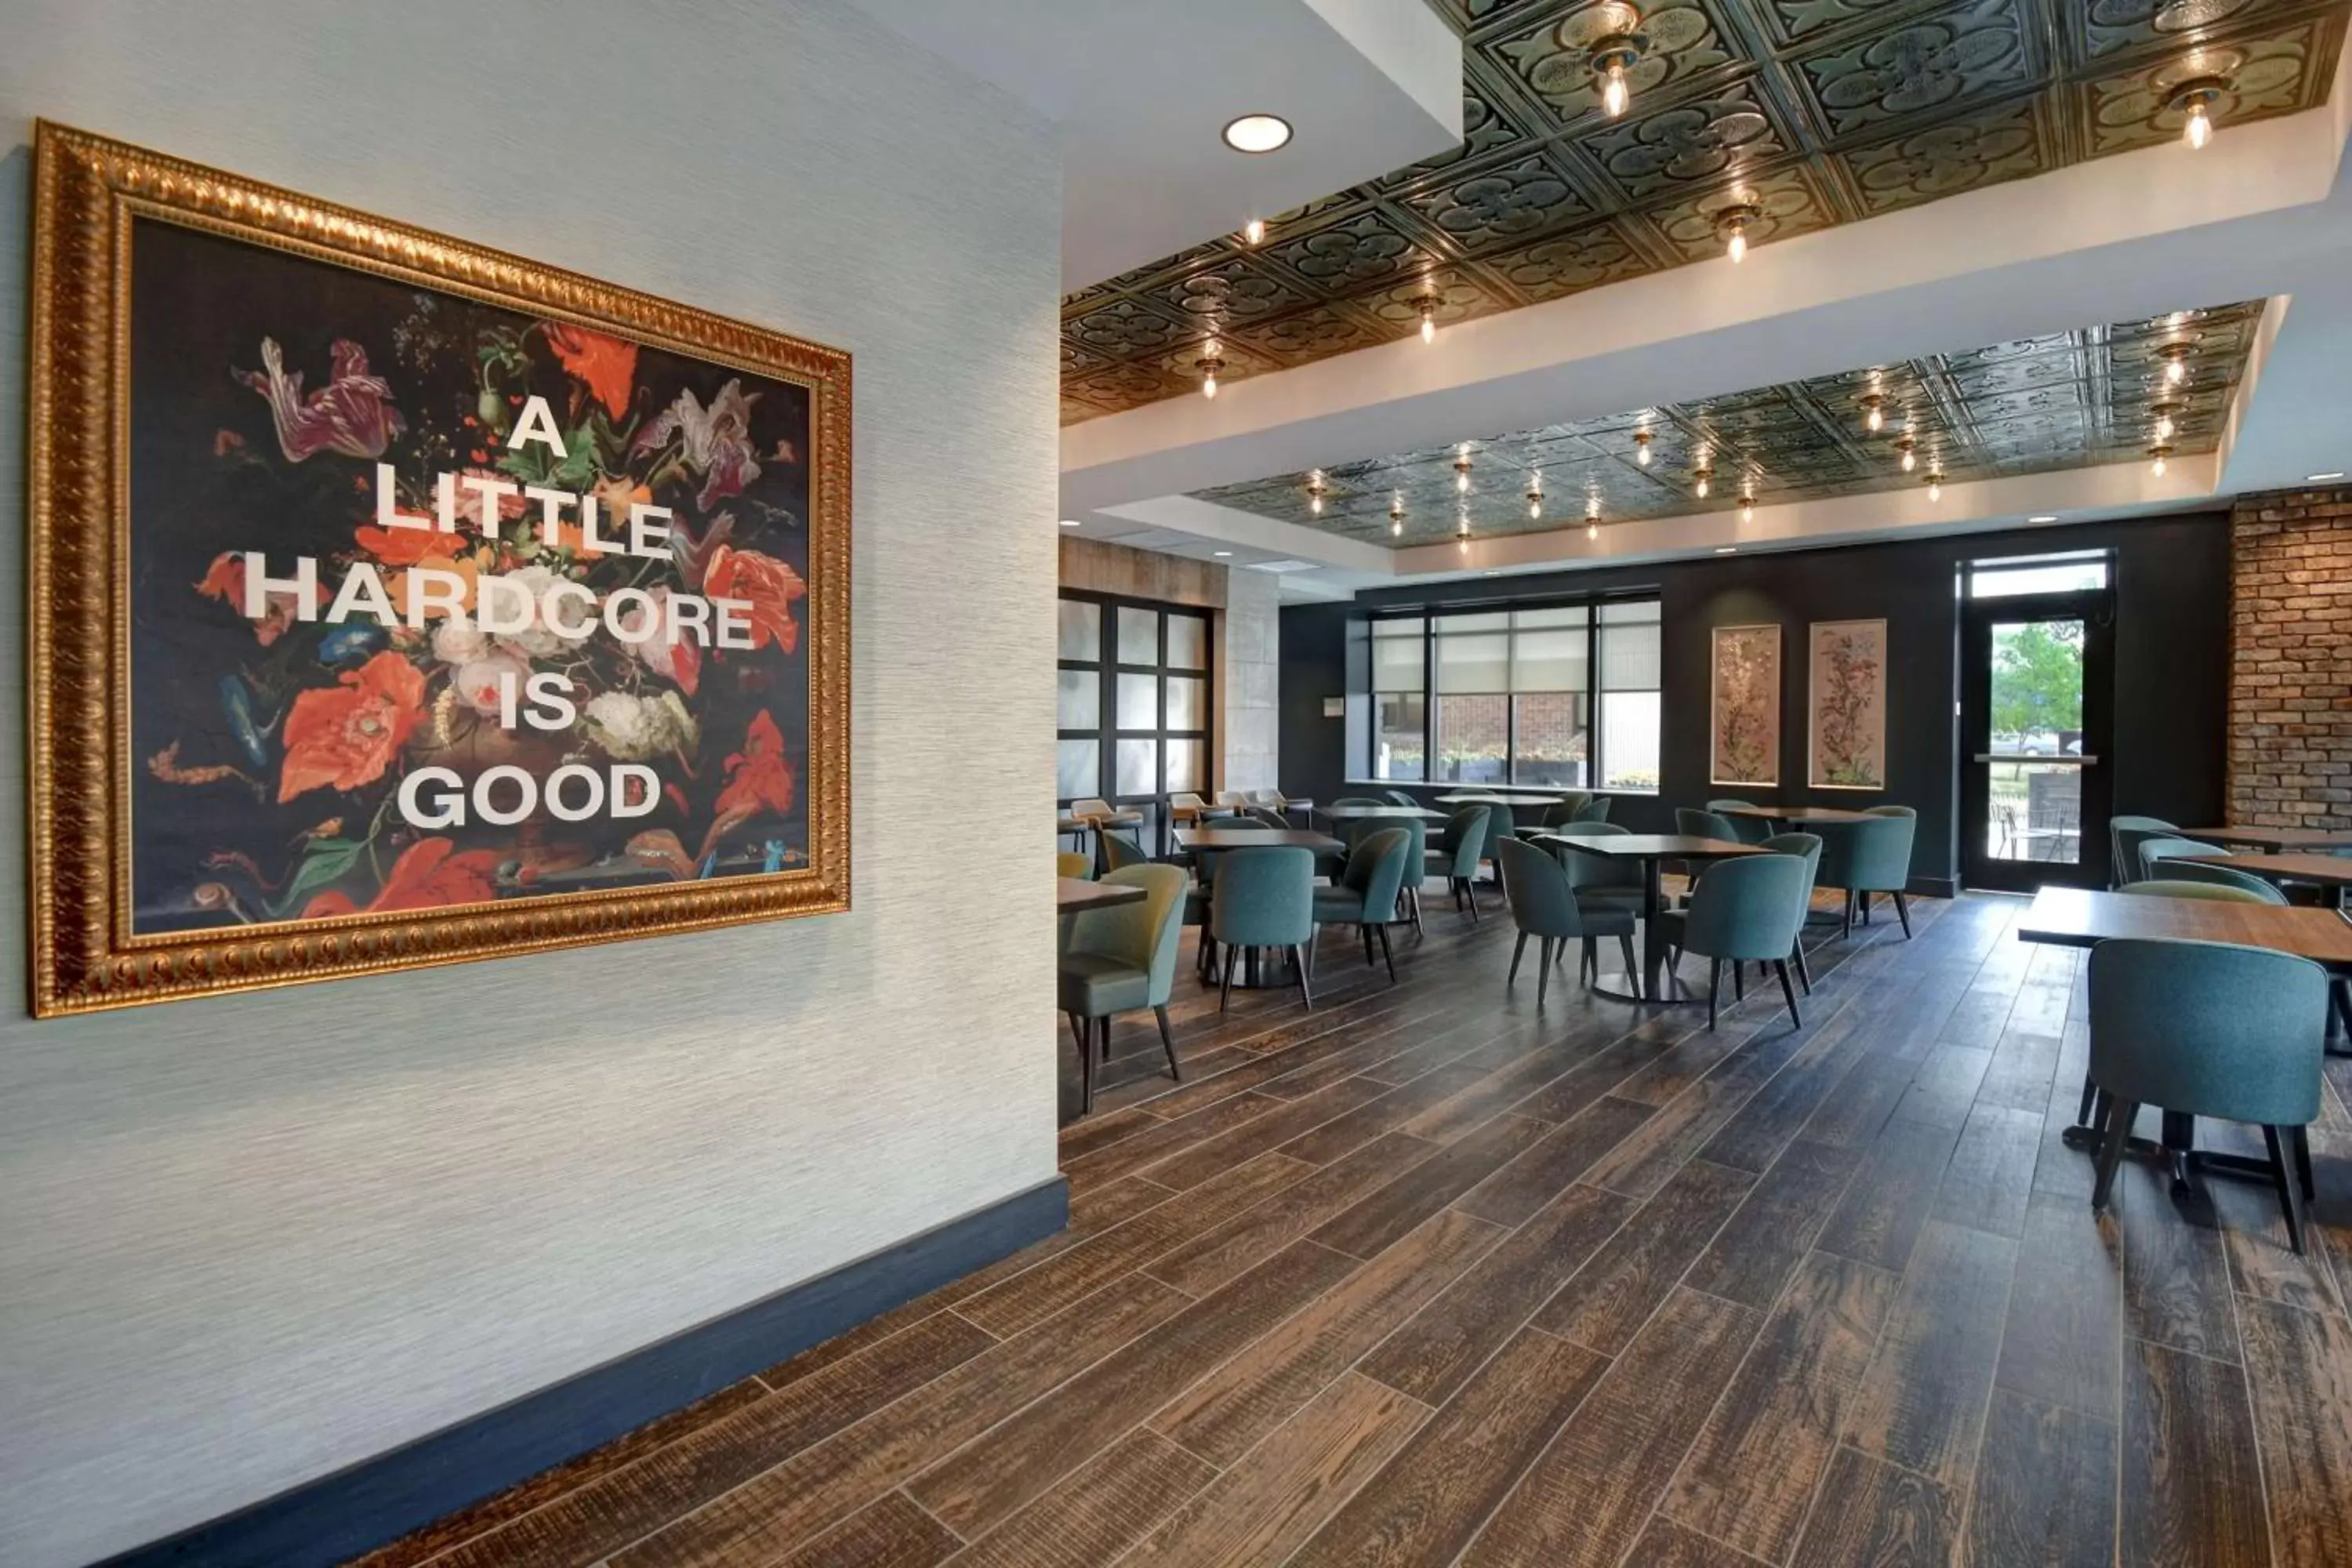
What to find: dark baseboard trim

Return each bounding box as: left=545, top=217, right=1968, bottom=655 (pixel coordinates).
left=103, top=1175, right=1069, bottom=1568
left=1908, top=876, right=1959, bottom=898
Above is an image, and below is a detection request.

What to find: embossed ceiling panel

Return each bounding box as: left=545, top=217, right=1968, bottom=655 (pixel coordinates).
left=1187, top=300, right=2263, bottom=545
left=1061, top=0, right=2344, bottom=422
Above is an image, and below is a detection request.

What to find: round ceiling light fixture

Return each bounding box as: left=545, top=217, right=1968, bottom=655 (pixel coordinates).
left=1589, top=24, right=1646, bottom=118
left=1221, top=114, right=1293, bottom=154
left=1712, top=201, right=1762, bottom=263
left=2168, top=76, right=2227, bottom=151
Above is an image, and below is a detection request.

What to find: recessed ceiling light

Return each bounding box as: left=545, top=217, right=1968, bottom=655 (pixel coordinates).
left=1221, top=114, right=1292, bottom=154
left=1058, top=517, right=1081, bottom=527
left=2027, top=514, right=2059, bottom=523
left=1213, top=550, right=1232, bottom=557
left=2309, top=472, right=2345, bottom=482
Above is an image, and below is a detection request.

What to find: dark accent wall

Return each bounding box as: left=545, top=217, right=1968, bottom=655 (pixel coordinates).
left=1281, top=514, right=2230, bottom=894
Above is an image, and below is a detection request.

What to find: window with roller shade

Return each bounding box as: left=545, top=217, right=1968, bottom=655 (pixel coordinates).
left=1365, top=596, right=1657, bottom=793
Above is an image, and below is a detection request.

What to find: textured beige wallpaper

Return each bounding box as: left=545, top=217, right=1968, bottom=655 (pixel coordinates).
left=0, top=3, right=1062, bottom=1563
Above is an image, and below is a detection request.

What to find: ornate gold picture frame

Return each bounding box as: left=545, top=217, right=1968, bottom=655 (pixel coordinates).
left=27, top=123, right=851, bottom=1015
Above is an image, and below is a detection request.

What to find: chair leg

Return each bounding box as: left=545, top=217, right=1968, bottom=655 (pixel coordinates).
left=1219, top=947, right=1236, bottom=1012
left=1410, top=887, right=1425, bottom=940
left=1465, top=880, right=1481, bottom=924
left=2075, top=1070, right=2098, bottom=1129
left=1581, top=936, right=1595, bottom=985
left=1081, top=1017, right=1098, bottom=1116
left=1508, top=931, right=1527, bottom=987
left=1101, top=1014, right=1113, bottom=1062
left=1707, top=959, right=1722, bottom=1031
left=1376, top=924, right=1396, bottom=983
left=1360, top=924, right=1374, bottom=967
left=1537, top=938, right=1554, bottom=1008
left=1893, top=891, right=1913, bottom=938
left=1774, top=959, right=1802, bottom=1029
left=1860, top=891, right=1873, bottom=926
left=1619, top=934, right=1639, bottom=989
left=1155, top=1004, right=1181, bottom=1082
left=1732, top=963, right=1744, bottom=1003
left=1841, top=889, right=1855, bottom=939
left=2092, top=1095, right=2137, bottom=1211
left=2264, top=1125, right=2310, bottom=1255
left=2294, top=1125, right=2316, bottom=1200
left=1292, top=945, right=1314, bottom=1012
left=1790, top=940, right=1813, bottom=996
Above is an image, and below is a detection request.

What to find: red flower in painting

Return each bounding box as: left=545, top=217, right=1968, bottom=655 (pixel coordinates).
left=278, top=652, right=426, bottom=802
left=302, top=838, right=501, bottom=918
left=544, top=323, right=638, bottom=419
left=354, top=521, right=460, bottom=567
left=196, top=550, right=302, bottom=645
left=714, top=710, right=797, bottom=819
left=235, top=338, right=406, bottom=462
left=702, top=545, right=807, bottom=654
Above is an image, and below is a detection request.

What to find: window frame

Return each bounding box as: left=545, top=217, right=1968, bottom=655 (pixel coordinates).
left=1057, top=589, right=1214, bottom=848
left=1363, top=591, right=1661, bottom=794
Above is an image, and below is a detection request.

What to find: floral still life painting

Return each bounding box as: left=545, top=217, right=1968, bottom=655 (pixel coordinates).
left=1809, top=619, right=1888, bottom=791
left=28, top=125, right=848, bottom=1014
left=1710, top=624, right=1780, bottom=788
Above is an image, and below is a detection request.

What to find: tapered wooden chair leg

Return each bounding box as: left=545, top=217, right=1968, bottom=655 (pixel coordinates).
left=1376, top=925, right=1396, bottom=983
left=1219, top=948, right=1236, bottom=1012
left=1707, top=959, right=1722, bottom=1031
left=1841, top=889, right=1855, bottom=939
left=1508, top=931, right=1528, bottom=987
left=2293, top=1125, right=2316, bottom=1200
left=1732, top=963, right=1744, bottom=1003
left=1774, top=960, right=1802, bottom=1028
left=2076, top=1071, right=2098, bottom=1128
left=1618, top=934, right=1639, bottom=988
left=1154, top=1004, right=1181, bottom=1081
left=1081, top=1017, right=1097, bottom=1116
left=1537, top=938, right=1554, bottom=1008
left=1292, top=945, right=1314, bottom=1012
left=2264, top=1125, right=2310, bottom=1254
left=1893, top=890, right=1913, bottom=938
left=2091, top=1094, right=2136, bottom=1210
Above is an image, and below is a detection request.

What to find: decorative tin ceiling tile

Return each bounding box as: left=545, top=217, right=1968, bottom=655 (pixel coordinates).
left=1752, top=0, right=1956, bottom=48
left=1406, top=154, right=1595, bottom=252
left=2082, top=18, right=2322, bottom=150
left=1265, top=209, right=1446, bottom=289
left=1226, top=303, right=1387, bottom=365
left=1359, top=267, right=1520, bottom=332
left=1490, top=2, right=1740, bottom=125
left=1841, top=95, right=2048, bottom=211
left=1065, top=297, right=1193, bottom=361
left=2077, top=0, right=2275, bottom=61
left=1584, top=78, right=1797, bottom=201
left=1795, top=0, right=2035, bottom=139
left=1186, top=299, right=2265, bottom=544
left=1158, top=336, right=1279, bottom=393
left=1379, top=67, right=1554, bottom=191
left=1151, top=256, right=1311, bottom=324
left=1066, top=360, right=1188, bottom=411
left=1481, top=221, right=1653, bottom=299
left=1647, top=165, right=1836, bottom=260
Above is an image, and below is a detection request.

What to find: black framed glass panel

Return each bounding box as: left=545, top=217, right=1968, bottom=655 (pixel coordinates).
left=1058, top=590, right=1214, bottom=851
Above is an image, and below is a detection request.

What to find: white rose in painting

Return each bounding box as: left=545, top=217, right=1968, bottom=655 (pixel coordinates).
left=583, top=690, right=661, bottom=760
left=430, top=613, right=491, bottom=666
left=494, top=564, right=568, bottom=659
left=452, top=648, right=532, bottom=717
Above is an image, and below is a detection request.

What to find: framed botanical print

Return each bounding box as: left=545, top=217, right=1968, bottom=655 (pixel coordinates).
left=27, top=123, right=850, bottom=1014
left=1809, top=619, right=1887, bottom=791
left=1709, top=624, right=1780, bottom=788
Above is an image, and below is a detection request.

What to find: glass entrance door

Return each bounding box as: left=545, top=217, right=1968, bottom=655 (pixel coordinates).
left=1959, top=583, right=2114, bottom=892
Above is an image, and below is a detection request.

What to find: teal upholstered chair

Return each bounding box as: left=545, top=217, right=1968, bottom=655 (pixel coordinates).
left=1707, top=799, right=1773, bottom=844
left=1535, top=796, right=1593, bottom=833
left=2109, top=815, right=2179, bottom=886
left=1331, top=797, right=1387, bottom=810
left=1679, top=807, right=1743, bottom=842
left=1101, top=829, right=1150, bottom=873
left=2156, top=858, right=2285, bottom=899
left=1313, top=828, right=1413, bottom=982
left=2136, top=836, right=2229, bottom=877
left=1573, top=794, right=1613, bottom=822
left=1058, top=864, right=1186, bottom=1115
left=1382, top=790, right=1420, bottom=808
left=1653, top=853, right=1809, bottom=1029
left=2123, top=880, right=2278, bottom=905
left=1864, top=804, right=1916, bottom=818
left=1427, top=804, right=1493, bottom=922
left=1479, top=802, right=1518, bottom=869
left=2086, top=937, right=2326, bottom=1250
left=1387, top=813, right=1432, bottom=938
left=1759, top=832, right=1824, bottom=994
left=1813, top=812, right=1916, bottom=938
left=1496, top=837, right=1636, bottom=1007
left=1210, top=845, right=1316, bottom=1012
left=1544, top=820, right=1646, bottom=918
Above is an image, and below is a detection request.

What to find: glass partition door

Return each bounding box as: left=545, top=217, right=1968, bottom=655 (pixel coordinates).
left=1058, top=592, right=1210, bottom=853
left=1959, top=586, right=2113, bottom=891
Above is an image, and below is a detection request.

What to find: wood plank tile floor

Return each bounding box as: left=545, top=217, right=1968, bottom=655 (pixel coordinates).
left=364, top=892, right=2352, bottom=1568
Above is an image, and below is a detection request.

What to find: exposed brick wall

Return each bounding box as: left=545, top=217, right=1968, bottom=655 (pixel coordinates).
left=2230, top=487, right=2352, bottom=826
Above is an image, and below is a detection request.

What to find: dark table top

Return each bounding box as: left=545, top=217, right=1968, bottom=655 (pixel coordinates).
left=2017, top=886, right=2352, bottom=969
left=1322, top=804, right=1448, bottom=822
left=1174, top=827, right=1345, bottom=852
left=1435, top=791, right=1565, bottom=804
left=1057, top=877, right=1146, bottom=914
left=2178, top=826, right=2352, bottom=852
left=2176, top=852, right=2352, bottom=887
left=1541, top=833, right=1763, bottom=861
left=1718, top=805, right=1881, bottom=825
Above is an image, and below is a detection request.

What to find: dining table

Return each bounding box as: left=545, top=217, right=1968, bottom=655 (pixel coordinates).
left=2175, top=851, right=2352, bottom=908
left=1717, top=804, right=1880, bottom=827
left=2177, top=825, right=2352, bottom=854
left=2017, top=885, right=2352, bottom=1185
left=1172, top=827, right=1346, bottom=853
left=1537, top=833, right=1764, bottom=1004
left=1319, top=804, right=1448, bottom=823
left=1056, top=877, right=1145, bottom=916
left=1435, top=790, right=1566, bottom=806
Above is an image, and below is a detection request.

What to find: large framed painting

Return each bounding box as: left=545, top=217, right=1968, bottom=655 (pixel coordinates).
left=27, top=124, right=850, bottom=1014
left=1709, top=624, right=1780, bottom=788
left=1809, top=619, right=1887, bottom=791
